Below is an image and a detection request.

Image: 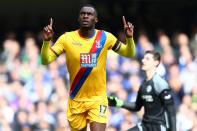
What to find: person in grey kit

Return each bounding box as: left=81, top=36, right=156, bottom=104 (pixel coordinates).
left=108, top=50, right=176, bottom=131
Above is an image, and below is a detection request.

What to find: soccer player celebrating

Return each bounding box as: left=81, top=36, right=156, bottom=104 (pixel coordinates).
left=108, top=50, right=176, bottom=131
left=41, top=5, right=135, bottom=131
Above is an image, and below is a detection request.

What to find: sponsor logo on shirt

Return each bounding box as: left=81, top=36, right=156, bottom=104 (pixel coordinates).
left=80, top=53, right=97, bottom=67
left=142, top=95, right=153, bottom=102
left=72, top=42, right=82, bottom=46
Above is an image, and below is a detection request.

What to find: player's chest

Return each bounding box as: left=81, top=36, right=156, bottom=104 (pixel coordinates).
left=67, top=40, right=106, bottom=67
left=141, top=82, right=155, bottom=102
left=68, top=38, right=105, bottom=53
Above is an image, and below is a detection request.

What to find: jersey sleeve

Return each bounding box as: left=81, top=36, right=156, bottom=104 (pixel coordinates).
left=160, top=89, right=176, bottom=131
left=105, top=31, right=118, bottom=50
left=153, top=74, right=169, bottom=95
left=51, top=33, right=66, bottom=56
left=154, top=74, right=176, bottom=131
left=134, top=87, right=143, bottom=110
left=122, top=86, right=143, bottom=112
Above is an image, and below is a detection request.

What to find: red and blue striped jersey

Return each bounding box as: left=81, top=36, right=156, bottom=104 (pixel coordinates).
left=51, top=29, right=117, bottom=101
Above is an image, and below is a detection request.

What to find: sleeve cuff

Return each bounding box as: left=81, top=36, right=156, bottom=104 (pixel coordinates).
left=43, top=40, right=51, bottom=44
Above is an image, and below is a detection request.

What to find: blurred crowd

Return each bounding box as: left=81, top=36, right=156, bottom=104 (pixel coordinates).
left=0, top=28, right=197, bottom=131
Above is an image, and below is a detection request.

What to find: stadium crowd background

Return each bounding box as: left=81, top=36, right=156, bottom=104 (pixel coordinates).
left=0, top=0, right=197, bottom=131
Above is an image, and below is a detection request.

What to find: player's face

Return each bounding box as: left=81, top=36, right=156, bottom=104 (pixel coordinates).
left=141, top=53, right=158, bottom=71
left=78, top=7, right=98, bottom=28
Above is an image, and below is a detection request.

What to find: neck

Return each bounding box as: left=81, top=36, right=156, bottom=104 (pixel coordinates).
left=79, top=28, right=95, bottom=38
left=145, top=69, right=156, bottom=81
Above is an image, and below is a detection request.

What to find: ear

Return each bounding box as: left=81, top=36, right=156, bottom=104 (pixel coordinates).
left=95, top=17, right=98, bottom=23
left=155, top=60, right=160, bottom=67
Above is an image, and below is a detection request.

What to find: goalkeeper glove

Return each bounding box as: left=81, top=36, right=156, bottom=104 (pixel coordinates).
left=107, top=96, right=124, bottom=108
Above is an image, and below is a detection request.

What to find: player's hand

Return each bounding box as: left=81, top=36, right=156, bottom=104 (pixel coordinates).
left=108, top=96, right=124, bottom=107
left=122, top=16, right=134, bottom=38
left=42, top=18, right=54, bottom=41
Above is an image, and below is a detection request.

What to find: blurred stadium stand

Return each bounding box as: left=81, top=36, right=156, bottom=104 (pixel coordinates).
left=0, top=0, right=197, bottom=46
left=0, top=0, right=197, bottom=131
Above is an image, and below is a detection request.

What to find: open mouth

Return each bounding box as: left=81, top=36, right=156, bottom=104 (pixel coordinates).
left=82, top=21, right=89, bottom=24
left=81, top=21, right=89, bottom=26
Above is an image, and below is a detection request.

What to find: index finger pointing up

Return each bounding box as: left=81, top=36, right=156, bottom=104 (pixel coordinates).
left=122, top=16, right=127, bottom=26
left=49, top=18, right=53, bottom=28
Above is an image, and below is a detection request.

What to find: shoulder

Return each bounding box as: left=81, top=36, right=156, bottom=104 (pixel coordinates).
left=58, top=30, right=76, bottom=39
left=63, top=30, right=76, bottom=36
left=98, top=30, right=115, bottom=37
left=138, top=80, right=146, bottom=91
left=152, top=74, right=169, bottom=94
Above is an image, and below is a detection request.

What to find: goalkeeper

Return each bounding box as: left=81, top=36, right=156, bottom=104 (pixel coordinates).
left=108, top=50, right=176, bottom=131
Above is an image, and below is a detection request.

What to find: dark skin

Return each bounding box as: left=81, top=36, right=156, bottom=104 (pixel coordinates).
left=42, top=6, right=134, bottom=131
left=42, top=6, right=98, bottom=41
left=42, top=7, right=133, bottom=41
left=78, top=6, right=98, bottom=38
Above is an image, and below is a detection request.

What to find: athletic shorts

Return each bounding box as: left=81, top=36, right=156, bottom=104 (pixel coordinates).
left=127, top=122, right=167, bottom=131
left=67, top=98, right=108, bottom=130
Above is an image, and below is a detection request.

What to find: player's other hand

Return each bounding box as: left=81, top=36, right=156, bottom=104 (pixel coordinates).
left=108, top=96, right=123, bottom=107
left=122, top=16, right=134, bottom=38
left=42, top=18, right=54, bottom=41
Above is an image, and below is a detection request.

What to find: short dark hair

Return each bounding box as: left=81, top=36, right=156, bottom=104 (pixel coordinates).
left=81, top=4, right=97, bottom=17
left=145, top=50, right=161, bottom=62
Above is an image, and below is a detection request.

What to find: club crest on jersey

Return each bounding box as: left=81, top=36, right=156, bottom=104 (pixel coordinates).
left=80, top=53, right=97, bottom=67
left=96, top=40, right=102, bottom=48
left=146, top=85, right=152, bottom=93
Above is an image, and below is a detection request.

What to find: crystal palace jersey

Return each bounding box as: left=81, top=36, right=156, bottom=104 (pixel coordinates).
left=51, top=29, right=117, bottom=101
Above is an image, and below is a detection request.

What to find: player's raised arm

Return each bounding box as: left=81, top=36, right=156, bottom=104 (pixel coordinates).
left=43, top=18, right=54, bottom=41
left=115, top=16, right=136, bottom=58
left=41, top=18, right=57, bottom=65
left=122, top=16, right=134, bottom=38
